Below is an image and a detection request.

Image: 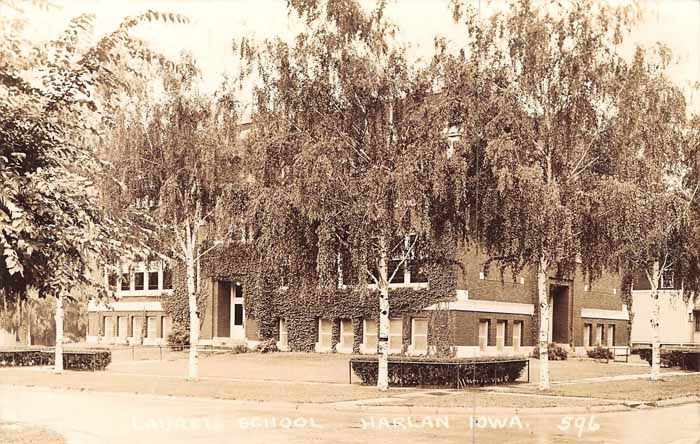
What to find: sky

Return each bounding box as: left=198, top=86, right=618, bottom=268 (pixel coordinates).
left=9, top=0, right=700, bottom=109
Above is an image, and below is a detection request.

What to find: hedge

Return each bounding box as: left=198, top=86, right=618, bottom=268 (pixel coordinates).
left=638, top=349, right=700, bottom=370
left=531, top=343, right=568, bottom=360
left=0, top=348, right=111, bottom=371
left=350, top=355, right=528, bottom=388
left=586, top=346, right=613, bottom=360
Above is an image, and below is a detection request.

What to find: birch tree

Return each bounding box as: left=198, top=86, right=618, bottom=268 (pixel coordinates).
left=449, top=0, right=638, bottom=390
left=102, top=61, right=242, bottom=380
left=588, top=45, right=698, bottom=381
left=240, top=0, right=472, bottom=390
left=0, top=2, right=181, bottom=372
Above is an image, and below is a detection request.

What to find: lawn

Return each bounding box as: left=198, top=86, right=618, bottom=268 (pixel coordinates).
left=521, top=357, right=674, bottom=383
left=509, top=373, right=700, bottom=402
left=0, top=421, right=65, bottom=444
left=0, top=367, right=384, bottom=404
left=373, top=391, right=619, bottom=409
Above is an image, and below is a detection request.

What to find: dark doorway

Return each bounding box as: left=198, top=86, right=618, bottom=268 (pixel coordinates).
left=550, top=285, right=570, bottom=344
left=217, top=281, right=231, bottom=337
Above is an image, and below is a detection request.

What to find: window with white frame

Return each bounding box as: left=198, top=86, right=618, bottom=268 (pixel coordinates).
left=513, top=321, right=523, bottom=352
left=104, top=317, right=114, bottom=338
left=161, top=317, right=171, bottom=340
left=147, top=317, right=157, bottom=338
left=279, top=319, right=288, bottom=349
left=318, top=319, right=332, bottom=349
left=363, top=319, right=378, bottom=351
left=411, top=318, right=428, bottom=353
left=496, top=320, right=507, bottom=352
left=660, top=270, right=675, bottom=289
left=117, top=316, right=128, bottom=338
left=148, top=271, right=159, bottom=290
left=607, top=324, right=615, bottom=347
left=132, top=317, right=143, bottom=339
left=595, top=324, right=603, bottom=346
left=340, top=319, right=353, bottom=350
left=583, top=323, right=592, bottom=347
left=478, top=320, right=489, bottom=351
left=389, top=319, right=403, bottom=352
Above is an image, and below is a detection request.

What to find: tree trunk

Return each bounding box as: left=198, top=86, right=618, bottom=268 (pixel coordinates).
left=186, top=247, right=199, bottom=381
left=537, top=256, right=550, bottom=390
left=649, top=261, right=661, bottom=381
left=26, top=300, right=31, bottom=345
left=54, top=294, right=64, bottom=374
left=377, top=237, right=390, bottom=391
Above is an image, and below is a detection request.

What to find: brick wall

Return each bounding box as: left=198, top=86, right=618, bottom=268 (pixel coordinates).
left=451, top=311, right=533, bottom=347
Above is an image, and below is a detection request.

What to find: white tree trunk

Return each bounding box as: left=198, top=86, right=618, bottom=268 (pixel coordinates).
left=537, top=257, right=550, bottom=390
left=649, top=261, right=661, bottom=381
left=186, top=247, right=199, bottom=381
left=377, top=237, right=390, bottom=391
left=26, top=300, right=31, bottom=345
left=54, top=294, right=64, bottom=374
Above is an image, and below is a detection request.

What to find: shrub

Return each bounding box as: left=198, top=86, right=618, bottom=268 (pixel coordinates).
left=531, top=343, right=568, bottom=360
left=0, top=348, right=46, bottom=367
left=587, top=346, right=613, bottom=360
left=0, top=348, right=111, bottom=370
left=40, top=350, right=111, bottom=371
left=639, top=349, right=700, bottom=370
left=231, top=344, right=248, bottom=354
left=256, top=339, right=278, bottom=353
left=350, top=355, right=528, bottom=388
left=167, top=323, right=190, bottom=350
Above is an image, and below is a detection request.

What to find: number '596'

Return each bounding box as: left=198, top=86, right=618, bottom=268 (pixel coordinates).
left=557, top=416, right=601, bottom=437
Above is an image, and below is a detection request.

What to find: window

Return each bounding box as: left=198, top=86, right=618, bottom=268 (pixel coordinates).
left=388, top=260, right=404, bottom=283
left=583, top=324, right=592, bottom=347
left=695, top=311, right=700, bottom=333
left=107, top=273, right=117, bottom=291
left=479, top=320, right=489, bottom=351
left=232, top=284, right=244, bottom=326
left=363, top=319, right=378, bottom=351
left=163, top=267, right=173, bottom=290
left=340, top=319, right=354, bottom=350
left=595, top=324, right=603, bottom=346
left=134, top=272, right=145, bottom=291
left=147, top=317, right=157, bottom=338
left=132, top=317, right=143, bottom=339
left=660, top=270, right=675, bottom=289
left=120, top=273, right=130, bottom=291
left=411, top=318, right=428, bottom=353
left=407, top=262, right=429, bottom=283
left=117, top=316, right=128, bottom=338
left=607, top=325, right=615, bottom=347
left=148, top=272, right=159, bottom=290
left=318, top=319, right=333, bottom=349
left=496, top=321, right=507, bottom=352
left=161, top=317, right=171, bottom=340
left=389, top=319, right=403, bottom=352
left=513, top=321, right=523, bottom=352
left=279, top=319, right=288, bottom=349
left=104, top=317, right=114, bottom=337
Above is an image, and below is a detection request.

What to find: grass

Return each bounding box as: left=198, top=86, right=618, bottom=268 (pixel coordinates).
left=0, top=421, right=65, bottom=444
left=374, top=391, right=619, bottom=409
left=0, top=367, right=384, bottom=403
left=509, top=374, right=700, bottom=402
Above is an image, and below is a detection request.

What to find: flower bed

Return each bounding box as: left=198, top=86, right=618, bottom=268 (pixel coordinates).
left=0, top=348, right=111, bottom=371
left=350, top=355, right=528, bottom=388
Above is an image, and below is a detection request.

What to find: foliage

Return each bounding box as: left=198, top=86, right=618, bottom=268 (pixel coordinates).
left=350, top=355, right=528, bottom=387
left=587, top=346, right=613, bottom=360
left=639, top=349, right=700, bottom=370
left=0, top=348, right=111, bottom=370
left=230, top=344, right=248, bottom=354
left=166, top=322, right=190, bottom=349
left=255, top=338, right=278, bottom=353
left=531, top=343, right=568, bottom=361
left=0, top=4, right=186, bottom=306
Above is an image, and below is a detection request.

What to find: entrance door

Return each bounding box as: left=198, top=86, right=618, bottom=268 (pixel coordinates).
left=230, top=283, right=245, bottom=341
left=550, top=285, right=571, bottom=344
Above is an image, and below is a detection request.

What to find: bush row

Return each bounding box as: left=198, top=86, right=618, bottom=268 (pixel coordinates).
left=586, top=346, right=613, bottom=360
left=350, top=355, right=528, bottom=388
left=638, top=349, right=700, bottom=370
left=0, top=348, right=111, bottom=371
left=531, top=343, right=568, bottom=360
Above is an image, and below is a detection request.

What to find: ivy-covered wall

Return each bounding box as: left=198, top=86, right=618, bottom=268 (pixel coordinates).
left=162, top=242, right=459, bottom=353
